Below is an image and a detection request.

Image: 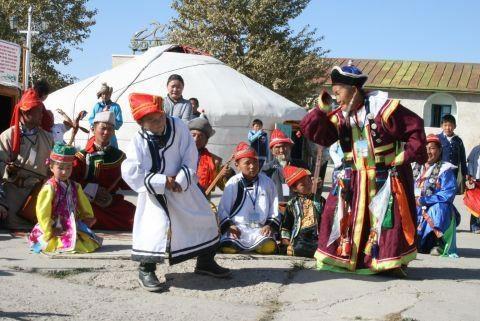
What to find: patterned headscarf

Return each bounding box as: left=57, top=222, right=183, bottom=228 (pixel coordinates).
left=9, top=89, right=49, bottom=157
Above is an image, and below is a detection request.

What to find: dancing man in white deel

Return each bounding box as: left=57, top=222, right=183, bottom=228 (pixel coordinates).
left=121, top=93, right=230, bottom=292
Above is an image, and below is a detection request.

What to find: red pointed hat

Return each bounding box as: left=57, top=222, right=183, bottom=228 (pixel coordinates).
left=128, top=93, right=164, bottom=122
left=426, top=134, right=441, bottom=146
left=10, top=89, right=47, bottom=157
left=283, top=165, right=311, bottom=187
left=234, top=142, right=258, bottom=161
left=269, top=128, right=293, bottom=149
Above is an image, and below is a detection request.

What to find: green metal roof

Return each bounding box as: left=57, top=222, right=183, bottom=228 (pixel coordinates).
left=322, top=58, right=480, bottom=94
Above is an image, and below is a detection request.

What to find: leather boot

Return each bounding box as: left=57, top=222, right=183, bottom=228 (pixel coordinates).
left=195, top=251, right=231, bottom=278
left=138, top=263, right=163, bottom=292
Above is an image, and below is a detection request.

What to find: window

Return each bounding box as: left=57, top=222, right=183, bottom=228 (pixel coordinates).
left=431, top=104, right=452, bottom=127
left=423, top=93, right=457, bottom=128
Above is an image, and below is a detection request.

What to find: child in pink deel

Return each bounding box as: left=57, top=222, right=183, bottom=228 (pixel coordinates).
left=29, top=143, right=102, bottom=253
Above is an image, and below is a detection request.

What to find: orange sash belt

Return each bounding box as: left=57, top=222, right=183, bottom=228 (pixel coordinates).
left=391, top=175, right=416, bottom=245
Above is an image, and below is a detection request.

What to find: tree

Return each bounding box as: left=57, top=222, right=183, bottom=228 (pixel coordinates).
left=168, top=0, right=329, bottom=105
left=0, top=0, right=96, bottom=90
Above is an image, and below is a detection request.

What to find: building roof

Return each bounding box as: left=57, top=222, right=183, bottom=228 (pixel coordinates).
left=322, top=58, right=480, bottom=94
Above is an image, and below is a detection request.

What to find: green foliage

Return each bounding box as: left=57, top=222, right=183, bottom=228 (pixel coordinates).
left=168, top=0, right=329, bottom=105
left=0, top=0, right=96, bottom=90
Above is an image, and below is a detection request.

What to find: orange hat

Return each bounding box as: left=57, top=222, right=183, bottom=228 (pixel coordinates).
left=426, top=134, right=441, bottom=147
left=10, top=89, right=47, bottom=157
left=283, top=165, right=311, bottom=187
left=128, top=93, right=163, bottom=122
left=234, top=142, right=258, bottom=161
left=269, top=128, right=293, bottom=149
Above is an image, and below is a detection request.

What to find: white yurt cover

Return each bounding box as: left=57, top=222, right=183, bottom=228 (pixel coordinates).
left=45, top=45, right=306, bottom=160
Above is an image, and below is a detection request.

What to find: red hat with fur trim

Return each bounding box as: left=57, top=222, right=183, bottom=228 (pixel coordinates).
left=269, top=128, right=293, bottom=149
left=234, top=142, right=258, bottom=161
left=283, top=165, right=311, bottom=187
left=128, top=93, right=164, bottom=122
left=426, top=134, right=441, bottom=147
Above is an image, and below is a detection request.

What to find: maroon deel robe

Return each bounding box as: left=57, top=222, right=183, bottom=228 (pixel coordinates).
left=301, top=98, right=427, bottom=273
left=72, top=141, right=135, bottom=231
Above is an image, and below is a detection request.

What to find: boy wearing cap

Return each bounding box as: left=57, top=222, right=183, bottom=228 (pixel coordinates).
left=262, top=128, right=309, bottom=204
left=218, top=142, right=280, bottom=254
left=28, top=142, right=102, bottom=253
left=122, top=93, right=229, bottom=292
left=412, top=134, right=458, bottom=256
left=0, top=88, right=54, bottom=228
left=88, top=82, right=123, bottom=148
left=188, top=117, right=231, bottom=196
left=281, top=165, right=325, bottom=258
left=301, top=62, right=427, bottom=275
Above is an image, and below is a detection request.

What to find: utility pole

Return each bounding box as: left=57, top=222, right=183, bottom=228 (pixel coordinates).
left=19, top=6, right=38, bottom=90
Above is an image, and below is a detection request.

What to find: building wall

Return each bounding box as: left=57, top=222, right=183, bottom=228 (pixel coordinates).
left=385, top=90, right=480, bottom=155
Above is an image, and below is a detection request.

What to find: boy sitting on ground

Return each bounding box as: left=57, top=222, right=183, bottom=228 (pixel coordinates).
left=280, top=165, right=325, bottom=258
left=218, top=142, right=280, bottom=254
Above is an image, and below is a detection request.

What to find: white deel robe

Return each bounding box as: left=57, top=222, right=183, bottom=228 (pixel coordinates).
left=121, top=116, right=219, bottom=264
left=218, top=173, right=280, bottom=251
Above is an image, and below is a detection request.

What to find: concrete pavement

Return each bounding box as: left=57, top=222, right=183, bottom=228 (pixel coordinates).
left=0, top=196, right=478, bottom=321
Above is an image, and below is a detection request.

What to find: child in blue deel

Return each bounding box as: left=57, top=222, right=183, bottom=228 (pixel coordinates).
left=248, top=119, right=269, bottom=168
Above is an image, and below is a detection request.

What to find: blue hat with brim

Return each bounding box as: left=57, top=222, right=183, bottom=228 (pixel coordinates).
left=331, top=64, right=368, bottom=88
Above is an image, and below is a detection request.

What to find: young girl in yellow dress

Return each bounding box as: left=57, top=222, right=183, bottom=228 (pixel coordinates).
left=28, top=143, right=102, bottom=253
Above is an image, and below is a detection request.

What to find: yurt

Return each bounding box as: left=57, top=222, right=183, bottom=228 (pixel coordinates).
left=45, top=45, right=306, bottom=159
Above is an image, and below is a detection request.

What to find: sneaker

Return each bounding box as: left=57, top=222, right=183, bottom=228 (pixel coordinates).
left=430, top=246, right=442, bottom=256
left=195, top=260, right=231, bottom=278
left=138, top=271, right=163, bottom=292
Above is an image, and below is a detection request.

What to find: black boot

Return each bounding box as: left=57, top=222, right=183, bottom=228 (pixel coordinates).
left=138, top=262, right=163, bottom=292
left=195, top=251, right=231, bottom=278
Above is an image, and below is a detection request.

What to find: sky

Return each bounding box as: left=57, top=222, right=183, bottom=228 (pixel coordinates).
left=57, top=0, right=478, bottom=81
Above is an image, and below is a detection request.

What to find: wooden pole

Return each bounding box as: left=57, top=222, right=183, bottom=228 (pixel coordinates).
left=311, top=145, right=324, bottom=195
left=205, top=154, right=234, bottom=196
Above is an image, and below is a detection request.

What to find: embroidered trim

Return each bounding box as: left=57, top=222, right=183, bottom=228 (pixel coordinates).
left=419, top=161, right=442, bottom=197
left=266, top=217, right=281, bottom=230
left=374, top=143, right=395, bottom=153
left=144, top=172, right=155, bottom=194
left=381, top=99, right=400, bottom=128
left=169, top=239, right=219, bottom=265
left=170, top=234, right=219, bottom=255
left=159, top=118, right=176, bottom=173
left=181, top=165, right=191, bottom=190
left=231, top=180, right=247, bottom=217
left=221, top=236, right=275, bottom=251
left=132, top=248, right=166, bottom=254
